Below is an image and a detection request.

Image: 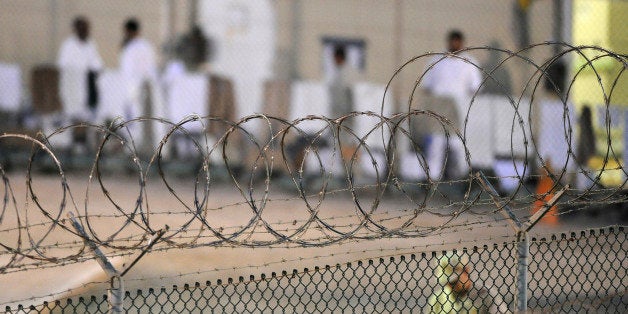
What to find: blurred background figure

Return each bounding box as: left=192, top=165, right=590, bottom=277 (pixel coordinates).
left=161, top=25, right=211, bottom=98
left=576, top=105, right=597, bottom=190
left=119, top=18, right=168, bottom=156
left=426, top=252, right=507, bottom=313
left=328, top=45, right=358, bottom=122
left=57, top=16, right=103, bottom=123
left=328, top=44, right=361, bottom=161
left=421, top=30, right=482, bottom=180
left=423, top=30, right=482, bottom=105
left=178, top=25, right=210, bottom=72
left=120, top=18, right=157, bottom=120
left=535, top=60, right=576, bottom=182
left=162, top=25, right=211, bottom=86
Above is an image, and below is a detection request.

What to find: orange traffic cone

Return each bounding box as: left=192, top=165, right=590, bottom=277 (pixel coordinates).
left=532, top=165, right=559, bottom=225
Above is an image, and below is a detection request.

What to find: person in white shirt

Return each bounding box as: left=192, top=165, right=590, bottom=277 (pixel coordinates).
left=119, top=18, right=158, bottom=120
left=423, top=30, right=482, bottom=113
left=329, top=46, right=359, bottom=121
left=421, top=30, right=482, bottom=180
left=57, top=16, right=103, bottom=122
left=315, top=45, right=360, bottom=178
left=119, top=18, right=171, bottom=156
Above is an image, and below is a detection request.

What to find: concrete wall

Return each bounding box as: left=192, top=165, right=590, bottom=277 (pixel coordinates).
left=1, top=0, right=563, bottom=107
left=275, top=0, right=557, bottom=106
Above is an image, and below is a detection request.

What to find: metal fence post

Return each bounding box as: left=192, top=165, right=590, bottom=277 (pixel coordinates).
left=68, top=212, right=167, bottom=313
left=108, top=275, right=125, bottom=314
left=68, top=212, right=123, bottom=314
left=476, top=172, right=567, bottom=313
left=515, top=231, right=529, bottom=312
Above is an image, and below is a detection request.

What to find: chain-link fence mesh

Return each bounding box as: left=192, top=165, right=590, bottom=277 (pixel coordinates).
left=7, top=226, right=625, bottom=313
left=528, top=227, right=627, bottom=312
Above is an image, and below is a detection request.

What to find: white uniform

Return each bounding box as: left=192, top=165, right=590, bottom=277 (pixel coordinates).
left=422, top=53, right=482, bottom=179
left=120, top=37, right=158, bottom=119
left=423, top=53, right=482, bottom=124
left=328, top=64, right=359, bottom=119
left=57, top=35, right=103, bottom=120
left=536, top=97, right=576, bottom=175
left=119, top=37, right=168, bottom=153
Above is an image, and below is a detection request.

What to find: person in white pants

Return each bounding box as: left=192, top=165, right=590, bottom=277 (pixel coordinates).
left=421, top=30, right=482, bottom=180
left=56, top=16, right=103, bottom=153
left=57, top=16, right=103, bottom=122
left=120, top=18, right=158, bottom=120
left=119, top=18, right=168, bottom=155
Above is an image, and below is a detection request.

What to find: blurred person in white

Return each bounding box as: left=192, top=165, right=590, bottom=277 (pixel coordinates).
left=57, top=16, right=103, bottom=123
left=119, top=18, right=169, bottom=155
left=328, top=45, right=361, bottom=164
left=425, top=252, right=509, bottom=313
left=120, top=18, right=158, bottom=120
left=535, top=61, right=576, bottom=182
left=328, top=45, right=359, bottom=123
left=422, top=30, right=482, bottom=180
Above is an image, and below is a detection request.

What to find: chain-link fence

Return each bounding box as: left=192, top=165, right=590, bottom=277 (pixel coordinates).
left=7, top=226, right=625, bottom=313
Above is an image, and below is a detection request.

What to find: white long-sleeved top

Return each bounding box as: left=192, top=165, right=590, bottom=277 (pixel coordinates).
left=57, top=35, right=103, bottom=118
left=328, top=64, right=360, bottom=119
left=422, top=53, right=482, bottom=127
left=118, top=36, right=169, bottom=151
left=120, top=37, right=157, bottom=85
left=120, top=37, right=158, bottom=118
